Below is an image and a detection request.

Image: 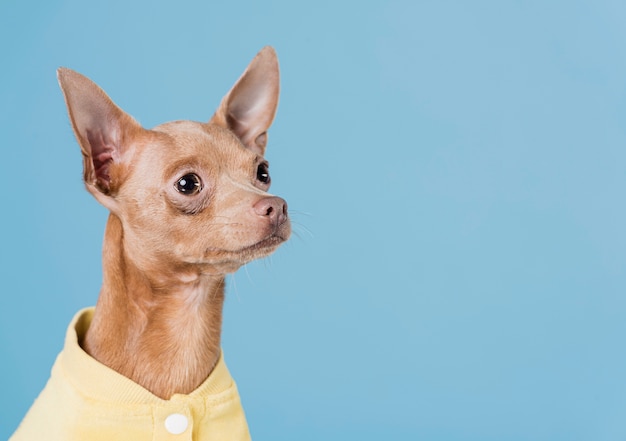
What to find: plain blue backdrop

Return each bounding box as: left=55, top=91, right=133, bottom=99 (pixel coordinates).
left=1, top=1, right=626, bottom=439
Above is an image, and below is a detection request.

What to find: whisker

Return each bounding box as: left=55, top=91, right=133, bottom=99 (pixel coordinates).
left=290, top=230, right=302, bottom=241
left=242, top=262, right=254, bottom=286
left=226, top=273, right=239, bottom=303
left=288, top=209, right=313, bottom=218
left=290, top=221, right=314, bottom=239
left=190, top=220, right=246, bottom=232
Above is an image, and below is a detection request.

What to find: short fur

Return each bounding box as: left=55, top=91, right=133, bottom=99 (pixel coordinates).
left=56, top=46, right=290, bottom=399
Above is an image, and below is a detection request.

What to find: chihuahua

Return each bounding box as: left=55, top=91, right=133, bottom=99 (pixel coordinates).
left=11, top=46, right=289, bottom=441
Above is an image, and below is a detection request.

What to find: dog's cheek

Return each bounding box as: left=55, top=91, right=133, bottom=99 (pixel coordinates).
left=120, top=197, right=174, bottom=249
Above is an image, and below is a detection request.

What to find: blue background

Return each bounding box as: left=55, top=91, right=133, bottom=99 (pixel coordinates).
left=1, top=1, right=626, bottom=439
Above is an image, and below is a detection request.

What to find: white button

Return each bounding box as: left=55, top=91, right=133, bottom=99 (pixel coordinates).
left=164, top=413, right=188, bottom=435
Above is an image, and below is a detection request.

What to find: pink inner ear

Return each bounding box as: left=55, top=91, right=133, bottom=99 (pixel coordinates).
left=86, top=129, right=115, bottom=191
left=255, top=132, right=267, bottom=149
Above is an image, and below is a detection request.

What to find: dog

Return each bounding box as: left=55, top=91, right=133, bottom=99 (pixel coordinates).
left=11, top=46, right=289, bottom=441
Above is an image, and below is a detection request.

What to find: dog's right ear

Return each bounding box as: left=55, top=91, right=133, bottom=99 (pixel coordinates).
left=57, top=68, right=142, bottom=209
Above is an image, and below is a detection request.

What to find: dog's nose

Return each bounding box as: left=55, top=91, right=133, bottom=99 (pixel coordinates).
left=253, top=196, right=288, bottom=226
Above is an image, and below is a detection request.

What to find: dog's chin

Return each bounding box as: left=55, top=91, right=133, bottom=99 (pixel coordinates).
left=248, top=232, right=288, bottom=250
left=197, top=228, right=290, bottom=274
left=242, top=220, right=291, bottom=257
left=237, top=232, right=289, bottom=261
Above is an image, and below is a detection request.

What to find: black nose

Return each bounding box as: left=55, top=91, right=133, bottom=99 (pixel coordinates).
left=253, top=196, right=288, bottom=226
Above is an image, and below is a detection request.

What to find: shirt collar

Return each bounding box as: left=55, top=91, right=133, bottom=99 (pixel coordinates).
left=59, top=307, right=235, bottom=406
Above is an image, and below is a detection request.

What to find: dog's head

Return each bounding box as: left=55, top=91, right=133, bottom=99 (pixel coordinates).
left=57, top=47, right=290, bottom=277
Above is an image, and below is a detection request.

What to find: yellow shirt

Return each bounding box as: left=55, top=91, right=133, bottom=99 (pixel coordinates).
left=11, top=308, right=251, bottom=441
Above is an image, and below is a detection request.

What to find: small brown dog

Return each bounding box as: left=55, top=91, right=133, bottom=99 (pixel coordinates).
left=12, top=47, right=289, bottom=441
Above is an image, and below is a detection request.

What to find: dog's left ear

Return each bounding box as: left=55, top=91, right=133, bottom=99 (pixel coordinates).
left=210, top=46, right=280, bottom=156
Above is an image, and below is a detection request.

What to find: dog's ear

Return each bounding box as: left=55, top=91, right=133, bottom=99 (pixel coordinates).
left=210, top=46, right=280, bottom=156
left=57, top=68, right=142, bottom=207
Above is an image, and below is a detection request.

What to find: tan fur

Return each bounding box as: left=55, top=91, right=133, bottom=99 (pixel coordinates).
left=57, top=47, right=289, bottom=399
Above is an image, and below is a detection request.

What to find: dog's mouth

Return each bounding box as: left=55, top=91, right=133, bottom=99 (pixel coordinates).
left=241, top=214, right=289, bottom=246
left=230, top=218, right=291, bottom=261
left=197, top=220, right=291, bottom=268
left=242, top=232, right=289, bottom=253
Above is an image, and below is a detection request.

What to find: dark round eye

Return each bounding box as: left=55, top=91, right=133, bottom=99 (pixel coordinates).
left=175, top=173, right=202, bottom=195
left=257, top=163, right=271, bottom=185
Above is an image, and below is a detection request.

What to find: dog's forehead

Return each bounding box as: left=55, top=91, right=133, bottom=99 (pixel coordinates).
left=151, top=120, right=245, bottom=157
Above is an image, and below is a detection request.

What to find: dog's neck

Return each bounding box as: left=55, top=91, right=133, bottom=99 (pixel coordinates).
left=82, top=214, right=225, bottom=399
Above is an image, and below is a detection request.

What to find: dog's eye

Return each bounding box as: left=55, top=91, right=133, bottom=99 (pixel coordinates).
left=176, top=173, right=202, bottom=195
left=257, top=163, right=270, bottom=185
